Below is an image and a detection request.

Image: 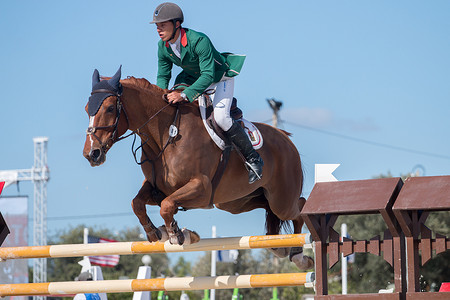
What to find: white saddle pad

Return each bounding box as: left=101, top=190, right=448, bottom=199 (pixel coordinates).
left=198, top=95, right=263, bottom=151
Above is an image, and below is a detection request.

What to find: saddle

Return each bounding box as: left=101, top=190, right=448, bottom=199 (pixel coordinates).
left=199, top=95, right=263, bottom=151
left=205, top=97, right=242, bottom=143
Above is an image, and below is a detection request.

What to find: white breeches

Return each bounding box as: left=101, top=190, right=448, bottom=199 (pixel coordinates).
left=209, top=77, right=235, bottom=131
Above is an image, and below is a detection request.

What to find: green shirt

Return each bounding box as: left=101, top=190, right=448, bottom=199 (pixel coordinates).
left=156, top=28, right=245, bottom=101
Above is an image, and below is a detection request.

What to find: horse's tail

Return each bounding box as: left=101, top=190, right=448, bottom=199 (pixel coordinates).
left=265, top=209, right=292, bottom=235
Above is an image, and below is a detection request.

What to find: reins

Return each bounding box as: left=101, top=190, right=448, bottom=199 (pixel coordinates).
left=128, top=103, right=179, bottom=166
left=116, top=102, right=172, bottom=143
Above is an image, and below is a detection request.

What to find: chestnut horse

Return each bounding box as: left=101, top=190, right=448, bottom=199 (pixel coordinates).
left=83, top=67, right=313, bottom=270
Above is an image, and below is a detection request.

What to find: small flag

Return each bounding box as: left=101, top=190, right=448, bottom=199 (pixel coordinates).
left=315, top=164, right=340, bottom=183
left=217, top=249, right=238, bottom=263
left=87, top=235, right=120, bottom=267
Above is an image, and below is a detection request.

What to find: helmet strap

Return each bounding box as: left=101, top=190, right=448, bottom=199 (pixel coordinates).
left=170, top=20, right=181, bottom=41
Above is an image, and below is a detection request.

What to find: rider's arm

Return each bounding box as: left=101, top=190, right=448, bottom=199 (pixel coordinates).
left=156, top=42, right=173, bottom=90
left=182, top=36, right=216, bottom=102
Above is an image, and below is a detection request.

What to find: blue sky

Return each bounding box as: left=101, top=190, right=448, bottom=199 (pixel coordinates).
left=1, top=1, right=449, bottom=264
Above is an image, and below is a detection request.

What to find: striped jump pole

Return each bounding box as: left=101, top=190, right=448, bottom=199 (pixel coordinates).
left=0, top=233, right=311, bottom=260
left=0, top=272, right=315, bottom=297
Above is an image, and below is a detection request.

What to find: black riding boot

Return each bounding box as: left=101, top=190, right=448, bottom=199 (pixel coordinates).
left=226, top=122, right=264, bottom=184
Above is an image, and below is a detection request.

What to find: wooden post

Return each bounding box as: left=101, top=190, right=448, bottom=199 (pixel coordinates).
left=393, top=176, right=450, bottom=298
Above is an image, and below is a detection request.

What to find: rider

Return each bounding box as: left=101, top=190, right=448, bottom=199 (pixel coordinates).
left=150, top=2, right=263, bottom=184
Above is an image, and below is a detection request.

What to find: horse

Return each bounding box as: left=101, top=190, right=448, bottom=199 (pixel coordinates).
left=82, top=67, right=314, bottom=270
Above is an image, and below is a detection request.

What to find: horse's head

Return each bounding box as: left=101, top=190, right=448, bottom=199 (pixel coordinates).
left=83, top=66, right=129, bottom=166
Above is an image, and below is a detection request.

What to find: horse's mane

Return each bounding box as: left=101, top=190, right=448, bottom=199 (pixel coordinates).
left=123, top=76, right=164, bottom=93
left=101, top=76, right=165, bottom=95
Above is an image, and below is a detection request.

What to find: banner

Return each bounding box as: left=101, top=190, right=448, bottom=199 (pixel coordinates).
left=0, top=196, right=28, bottom=300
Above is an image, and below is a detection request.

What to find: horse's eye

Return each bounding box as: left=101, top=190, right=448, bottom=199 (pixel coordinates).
left=106, top=105, right=115, bottom=113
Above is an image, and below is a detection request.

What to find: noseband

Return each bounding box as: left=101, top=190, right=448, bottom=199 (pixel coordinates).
left=86, top=88, right=127, bottom=152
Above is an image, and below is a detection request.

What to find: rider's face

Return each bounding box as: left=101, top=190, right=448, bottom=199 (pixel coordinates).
left=156, top=21, right=174, bottom=42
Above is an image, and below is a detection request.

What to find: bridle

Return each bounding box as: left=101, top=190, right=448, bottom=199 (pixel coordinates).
left=86, top=86, right=180, bottom=166
left=86, top=88, right=127, bottom=153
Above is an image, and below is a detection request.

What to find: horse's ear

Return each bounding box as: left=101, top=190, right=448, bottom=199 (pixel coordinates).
left=92, top=69, right=100, bottom=87
left=108, top=65, right=122, bottom=90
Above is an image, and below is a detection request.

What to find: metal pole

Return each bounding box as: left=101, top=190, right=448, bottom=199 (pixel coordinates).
left=266, top=98, right=282, bottom=128
left=341, top=223, right=347, bottom=295
left=272, top=111, right=279, bottom=128
left=0, top=137, right=49, bottom=300
left=33, top=137, right=49, bottom=300
left=210, top=226, right=217, bottom=300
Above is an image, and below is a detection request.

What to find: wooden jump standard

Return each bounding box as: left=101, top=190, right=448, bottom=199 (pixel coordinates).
left=0, top=272, right=315, bottom=297
left=0, top=233, right=311, bottom=260
left=302, top=176, right=450, bottom=300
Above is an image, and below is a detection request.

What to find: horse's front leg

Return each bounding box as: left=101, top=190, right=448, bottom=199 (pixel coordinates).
left=160, top=175, right=211, bottom=245
left=131, top=180, right=165, bottom=242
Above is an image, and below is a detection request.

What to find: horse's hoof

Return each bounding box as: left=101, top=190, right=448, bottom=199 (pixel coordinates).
left=189, top=230, right=200, bottom=244
left=146, top=232, right=159, bottom=243
left=181, top=228, right=200, bottom=245
left=169, top=231, right=185, bottom=245
left=291, top=253, right=314, bottom=271
left=157, top=225, right=169, bottom=242
left=269, top=247, right=290, bottom=258
left=177, top=231, right=185, bottom=245
left=145, top=227, right=162, bottom=242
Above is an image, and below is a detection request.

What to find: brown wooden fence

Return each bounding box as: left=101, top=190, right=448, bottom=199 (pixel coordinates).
left=302, top=175, right=450, bottom=300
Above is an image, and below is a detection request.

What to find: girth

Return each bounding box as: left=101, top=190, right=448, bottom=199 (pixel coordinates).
left=204, top=96, right=245, bottom=209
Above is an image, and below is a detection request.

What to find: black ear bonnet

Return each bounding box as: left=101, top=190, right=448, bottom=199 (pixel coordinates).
left=88, top=66, right=123, bottom=116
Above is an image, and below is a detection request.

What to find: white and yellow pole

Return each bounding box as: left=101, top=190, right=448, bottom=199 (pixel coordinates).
left=0, top=233, right=311, bottom=260
left=0, top=272, right=315, bottom=297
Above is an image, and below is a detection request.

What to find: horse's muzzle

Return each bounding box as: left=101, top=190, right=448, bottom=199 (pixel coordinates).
left=85, top=148, right=106, bottom=166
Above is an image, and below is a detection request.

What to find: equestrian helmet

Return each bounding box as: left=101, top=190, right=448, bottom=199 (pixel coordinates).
left=150, top=2, right=184, bottom=24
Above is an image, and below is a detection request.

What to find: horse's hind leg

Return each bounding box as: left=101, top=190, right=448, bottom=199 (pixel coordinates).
left=289, top=197, right=314, bottom=270
left=266, top=209, right=291, bottom=258
left=131, top=180, right=164, bottom=242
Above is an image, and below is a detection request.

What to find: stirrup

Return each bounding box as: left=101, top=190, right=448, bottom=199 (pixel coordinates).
left=245, top=161, right=262, bottom=179
left=245, top=157, right=263, bottom=184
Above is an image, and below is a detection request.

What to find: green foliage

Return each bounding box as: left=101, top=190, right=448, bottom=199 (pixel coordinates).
left=172, top=256, right=191, bottom=277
